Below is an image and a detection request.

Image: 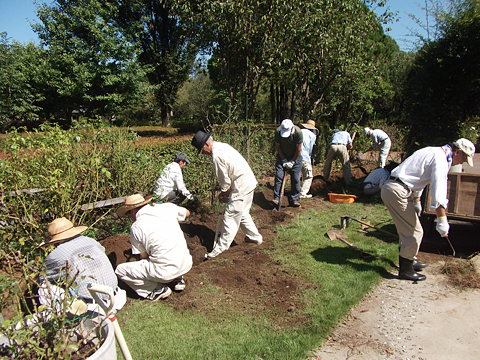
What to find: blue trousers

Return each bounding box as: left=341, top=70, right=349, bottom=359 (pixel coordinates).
left=273, top=155, right=302, bottom=203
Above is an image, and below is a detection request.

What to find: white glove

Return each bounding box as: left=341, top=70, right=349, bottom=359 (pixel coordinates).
left=282, top=158, right=288, bottom=168
left=284, top=161, right=294, bottom=170
left=436, top=216, right=449, bottom=237
left=413, top=200, right=422, bottom=217
left=189, top=195, right=196, bottom=202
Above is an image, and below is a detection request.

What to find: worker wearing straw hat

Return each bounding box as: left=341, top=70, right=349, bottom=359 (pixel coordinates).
left=115, top=194, right=192, bottom=301
left=299, top=120, right=319, bottom=198
left=39, top=217, right=125, bottom=311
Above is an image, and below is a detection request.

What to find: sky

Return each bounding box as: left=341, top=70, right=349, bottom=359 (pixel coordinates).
left=0, top=0, right=429, bottom=51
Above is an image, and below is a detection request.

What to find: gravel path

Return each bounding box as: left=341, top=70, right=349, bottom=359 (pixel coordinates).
left=311, top=260, right=480, bottom=360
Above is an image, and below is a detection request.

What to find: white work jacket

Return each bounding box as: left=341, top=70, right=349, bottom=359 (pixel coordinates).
left=153, top=162, right=193, bottom=200
left=211, top=142, right=257, bottom=198
left=390, top=146, right=450, bottom=210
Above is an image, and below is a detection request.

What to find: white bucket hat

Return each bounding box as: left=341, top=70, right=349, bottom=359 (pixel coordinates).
left=280, top=119, right=294, bottom=138
left=453, top=138, right=475, bottom=167
left=364, top=127, right=371, bottom=137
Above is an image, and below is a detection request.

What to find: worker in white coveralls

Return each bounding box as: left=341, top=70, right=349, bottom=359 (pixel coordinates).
left=323, top=129, right=354, bottom=185
left=364, top=127, right=391, bottom=168
left=115, top=194, right=192, bottom=301
left=153, top=152, right=196, bottom=204
left=299, top=120, right=319, bottom=198
left=191, top=131, right=263, bottom=259
left=381, top=138, right=475, bottom=281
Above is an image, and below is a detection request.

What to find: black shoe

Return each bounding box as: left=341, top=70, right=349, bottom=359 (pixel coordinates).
left=289, top=201, right=301, bottom=208
left=413, top=260, right=429, bottom=271
left=398, top=256, right=426, bottom=281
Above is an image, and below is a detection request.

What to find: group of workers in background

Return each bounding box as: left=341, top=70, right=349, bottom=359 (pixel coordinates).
left=38, top=120, right=475, bottom=310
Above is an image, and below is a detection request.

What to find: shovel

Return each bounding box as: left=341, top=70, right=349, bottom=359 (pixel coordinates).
left=341, top=215, right=398, bottom=238
left=326, top=229, right=374, bottom=259
left=356, top=152, right=364, bottom=161
left=275, top=170, right=289, bottom=211
left=213, top=202, right=224, bottom=246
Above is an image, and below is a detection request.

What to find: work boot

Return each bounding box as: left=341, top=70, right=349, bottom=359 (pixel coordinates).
left=398, top=256, right=426, bottom=281
left=413, top=260, right=429, bottom=271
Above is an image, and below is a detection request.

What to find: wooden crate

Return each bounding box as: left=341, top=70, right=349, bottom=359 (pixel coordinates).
left=423, top=172, right=480, bottom=223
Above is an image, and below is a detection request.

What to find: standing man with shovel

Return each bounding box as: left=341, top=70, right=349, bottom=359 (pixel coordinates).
left=381, top=138, right=475, bottom=281
left=191, top=131, right=263, bottom=259
left=273, top=119, right=303, bottom=208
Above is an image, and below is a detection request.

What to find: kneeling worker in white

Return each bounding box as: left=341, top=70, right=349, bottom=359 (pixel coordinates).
left=115, top=194, right=193, bottom=301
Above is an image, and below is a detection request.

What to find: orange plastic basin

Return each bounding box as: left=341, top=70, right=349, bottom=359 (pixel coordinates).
left=328, top=193, right=357, bottom=204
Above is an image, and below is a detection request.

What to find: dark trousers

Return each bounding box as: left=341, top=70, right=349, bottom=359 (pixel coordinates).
left=273, top=155, right=302, bottom=203
left=164, top=191, right=186, bottom=205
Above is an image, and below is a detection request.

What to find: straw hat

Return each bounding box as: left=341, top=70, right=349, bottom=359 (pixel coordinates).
left=301, top=120, right=319, bottom=135
left=117, top=194, right=153, bottom=217
left=46, top=217, right=88, bottom=245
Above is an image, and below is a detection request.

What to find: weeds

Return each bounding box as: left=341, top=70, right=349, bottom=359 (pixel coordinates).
left=440, top=259, right=480, bottom=290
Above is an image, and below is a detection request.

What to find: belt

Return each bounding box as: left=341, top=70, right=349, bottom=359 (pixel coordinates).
left=331, top=143, right=345, bottom=145
left=389, top=176, right=410, bottom=189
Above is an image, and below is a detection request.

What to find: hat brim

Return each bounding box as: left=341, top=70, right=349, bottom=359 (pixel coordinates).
left=280, top=129, right=292, bottom=138
left=301, top=123, right=319, bottom=135
left=117, top=195, right=153, bottom=217
left=44, top=226, right=88, bottom=246
left=466, top=155, right=473, bottom=167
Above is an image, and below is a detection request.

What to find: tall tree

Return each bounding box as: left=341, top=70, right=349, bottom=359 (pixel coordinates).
left=118, top=0, right=198, bottom=126
left=0, top=33, right=43, bottom=130
left=33, top=0, right=142, bottom=122
left=405, top=0, right=480, bottom=146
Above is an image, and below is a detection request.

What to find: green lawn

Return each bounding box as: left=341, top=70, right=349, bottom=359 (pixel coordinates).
left=115, top=201, right=399, bottom=360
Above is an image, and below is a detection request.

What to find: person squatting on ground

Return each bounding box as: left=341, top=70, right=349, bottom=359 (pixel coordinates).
left=115, top=194, right=192, bottom=300
left=360, top=161, right=399, bottom=197
left=299, top=120, right=319, bottom=199
left=381, top=138, right=475, bottom=281
left=323, top=129, right=353, bottom=185
left=39, top=217, right=126, bottom=312
left=364, top=127, right=391, bottom=168
left=191, top=131, right=263, bottom=260
left=153, top=152, right=196, bottom=204
left=273, top=119, right=303, bottom=207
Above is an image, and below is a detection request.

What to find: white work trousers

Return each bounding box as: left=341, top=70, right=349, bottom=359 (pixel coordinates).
left=216, top=189, right=262, bottom=252
left=115, top=260, right=167, bottom=298
left=378, top=138, right=392, bottom=168
left=300, top=161, right=313, bottom=196
left=381, top=181, right=423, bottom=260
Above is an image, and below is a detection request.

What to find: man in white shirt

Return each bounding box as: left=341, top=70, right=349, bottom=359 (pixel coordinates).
left=191, top=131, right=263, bottom=259
left=115, top=194, right=193, bottom=300
left=381, top=138, right=475, bottom=281
left=361, top=161, right=399, bottom=197
left=364, top=127, right=391, bottom=168
left=299, top=120, right=319, bottom=199
left=153, top=152, right=195, bottom=204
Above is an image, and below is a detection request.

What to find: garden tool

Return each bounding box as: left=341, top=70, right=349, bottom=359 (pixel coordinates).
left=445, top=235, right=456, bottom=257
left=213, top=202, right=225, bottom=246
left=326, top=229, right=374, bottom=259
left=88, top=284, right=133, bottom=360
left=356, top=152, right=364, bottom=161
left=341, top=215, right=398, bottom=238
left=275, top=170, right=289, bottom=211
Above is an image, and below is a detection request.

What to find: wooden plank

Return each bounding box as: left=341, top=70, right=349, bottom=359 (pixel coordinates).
left=80, top=196, right=129, bottom=211
left=5, top=188, right=45, bottom=197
